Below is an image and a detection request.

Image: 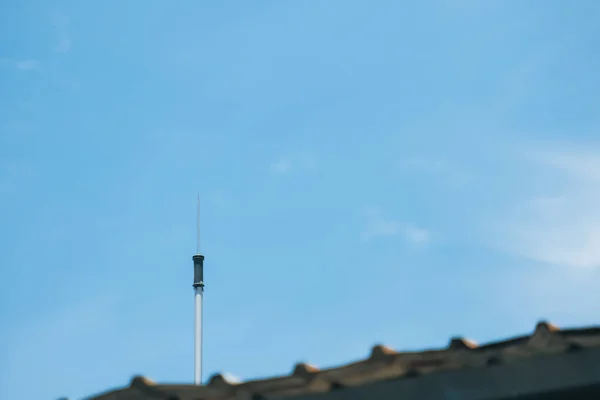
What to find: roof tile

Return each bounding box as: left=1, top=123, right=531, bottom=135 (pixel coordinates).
left=448, top=337, right=478, bottom=350
left=292, top=363, right=319, bottom=378
left=208, top=372, right=241, bottom=388
left=368, top=344, right=396, bottom=361
left=85, top=321, right=600, bottom=400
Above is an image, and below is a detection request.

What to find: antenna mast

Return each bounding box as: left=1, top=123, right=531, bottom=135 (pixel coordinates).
left=192, top=194, right=205, bottom=385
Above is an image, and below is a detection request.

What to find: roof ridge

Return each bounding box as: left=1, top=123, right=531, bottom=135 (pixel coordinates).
left=85, top=321, right=600, bottom=400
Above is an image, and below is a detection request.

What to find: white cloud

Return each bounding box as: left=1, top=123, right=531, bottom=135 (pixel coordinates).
left=56, top=36, right=72, bottom=53
left=529, top=147, right=600, bottom=182
left=360, top=216, right=400, bottom=242
left=51, top=12, right=69, bottom=27
left=270, top=153, right=316, bottom=174
left=0, top=58, right=39, bottom=71
left=270, top=157, right=292, bottom=174
left=360, top=209, right=430, bottom=244
left=400, top=156, right=471, bottom=187
left=50, top=12, right=72, bottom=53
left=15, top=60, right=39, bottom=70
left=402, top=225, right=431, bottom=244
left=495, top=145, right=600, bottom=268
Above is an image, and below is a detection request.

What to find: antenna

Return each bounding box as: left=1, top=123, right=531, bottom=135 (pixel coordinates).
left=192, top=195, right=205, bottom=385
left=196, top=193, right=201, bottom=254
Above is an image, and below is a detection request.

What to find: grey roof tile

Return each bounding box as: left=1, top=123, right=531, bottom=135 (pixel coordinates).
left=85, top=321, right=600, bottom=400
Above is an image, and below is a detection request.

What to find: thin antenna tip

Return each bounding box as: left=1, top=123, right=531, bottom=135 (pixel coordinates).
left=196, top=194, right=201, bottom=254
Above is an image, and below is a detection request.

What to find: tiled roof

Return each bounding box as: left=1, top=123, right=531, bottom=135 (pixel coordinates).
left=86, top=321, right=600, bottom=400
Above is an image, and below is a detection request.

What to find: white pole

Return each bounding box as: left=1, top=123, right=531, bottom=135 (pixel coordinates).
left=194, top=286, right=203, bottom=385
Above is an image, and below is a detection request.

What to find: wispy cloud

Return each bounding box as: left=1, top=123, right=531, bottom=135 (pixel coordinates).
left=360, top=208, right=430, bottom=244
left=51, top=12, right=72, bottom=53
left=0, top=58, right=39, bottom=71
left=270, top=157, right=292, bottom=174
left=494, top=144, right=600, bottom=268
left=56, top=36, right=72, bottom=53
left=529, top=147, right=600, bottom=182
left=400, top=156, right=472, bottom=187
left=402, top=225, right=431, bottom=244
left=16, top=60, right=39, bottom=70
left=51, top=11, right=69, bottom=27
left=270, top=153, right=316, bottom=174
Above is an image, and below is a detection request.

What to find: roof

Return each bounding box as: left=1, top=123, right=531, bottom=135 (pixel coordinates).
left=85, top=321, right=600, bottom=400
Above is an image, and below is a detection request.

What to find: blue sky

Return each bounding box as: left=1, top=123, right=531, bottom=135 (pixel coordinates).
left=1, top=1, right=600, bottom=399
